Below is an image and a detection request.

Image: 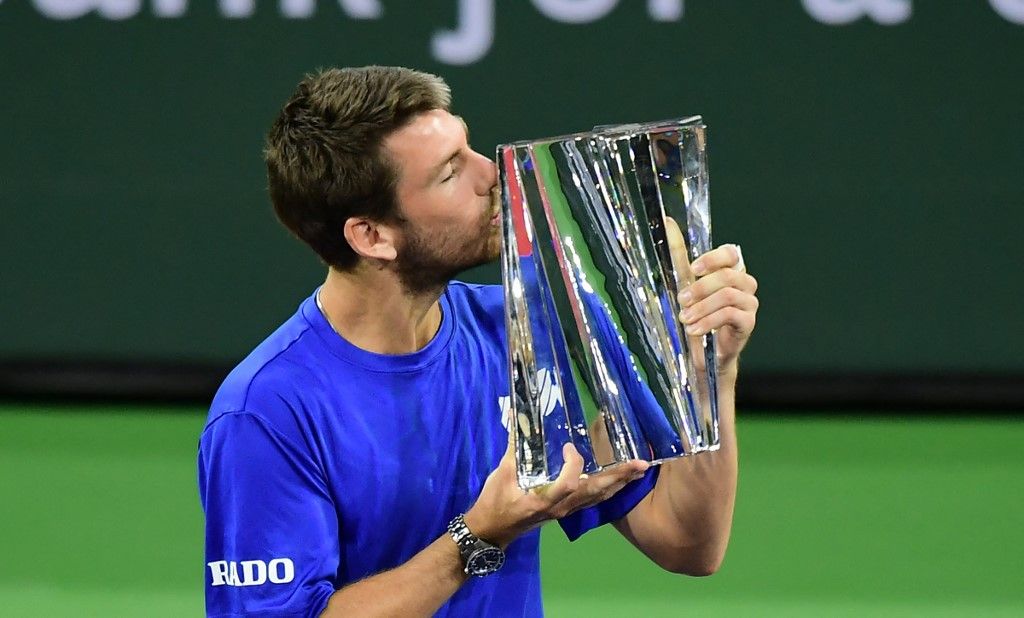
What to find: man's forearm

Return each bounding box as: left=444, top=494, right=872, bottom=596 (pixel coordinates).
left=616, top=369, right=739, bottom=575
left=320, top=534, right=467, bottom=617
left=660, top=368, right=738, bottom=569
left=616, top=237, right=753, bottom=575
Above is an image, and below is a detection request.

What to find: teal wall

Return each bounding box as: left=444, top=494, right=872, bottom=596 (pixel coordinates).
left=2, top=2, right=1021, bottom=372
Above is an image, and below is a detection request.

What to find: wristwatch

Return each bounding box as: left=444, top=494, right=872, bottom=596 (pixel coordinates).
left=447, top=514, right=505, bottom=576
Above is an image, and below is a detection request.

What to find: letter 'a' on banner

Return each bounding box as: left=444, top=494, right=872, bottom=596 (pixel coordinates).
left=498, top=117, right=720, bottom=490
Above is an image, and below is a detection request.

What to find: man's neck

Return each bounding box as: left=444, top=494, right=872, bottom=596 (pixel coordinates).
left=317, top=266, right=444, bottom=355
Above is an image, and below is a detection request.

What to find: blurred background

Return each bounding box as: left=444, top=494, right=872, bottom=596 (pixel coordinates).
left=1, top=1, right=1021, bottom=616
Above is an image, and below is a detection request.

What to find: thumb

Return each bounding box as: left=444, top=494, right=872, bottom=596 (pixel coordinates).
left=664, top=216, right=692, bottom=288
left=500, top=406, right=523, bottom=473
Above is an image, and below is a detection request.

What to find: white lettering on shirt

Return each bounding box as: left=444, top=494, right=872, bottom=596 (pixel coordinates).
left=208, top=558, right=295, bottom=586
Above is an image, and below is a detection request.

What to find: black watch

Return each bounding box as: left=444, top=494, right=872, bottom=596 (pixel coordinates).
left=447, top=514, right=505, bottom=577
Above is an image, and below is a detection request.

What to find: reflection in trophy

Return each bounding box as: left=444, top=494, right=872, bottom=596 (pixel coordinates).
left=498, top=117, right=720, bottom=489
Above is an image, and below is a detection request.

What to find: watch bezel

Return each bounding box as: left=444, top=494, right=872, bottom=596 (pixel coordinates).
left=465, top=545, right=506, bottom=576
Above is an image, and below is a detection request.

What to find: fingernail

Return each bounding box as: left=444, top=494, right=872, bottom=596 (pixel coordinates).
left=686, top=324, right=702, bottom=335
left=681, top=308, right=694, bottom=323
left=679, top=289, right=692, bottom=305
left=733, top=244, right=745, bottom=271
left=692, top=261, right=707, bottom=275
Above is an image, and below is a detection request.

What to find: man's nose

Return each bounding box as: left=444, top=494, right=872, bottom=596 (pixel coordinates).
left=474, top=151, right=497, bottom=194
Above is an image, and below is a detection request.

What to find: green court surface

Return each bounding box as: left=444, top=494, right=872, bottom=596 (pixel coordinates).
left=1, top=406, right=1021, bottom=617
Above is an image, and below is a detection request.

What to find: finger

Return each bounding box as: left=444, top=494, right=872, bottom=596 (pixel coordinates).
left=570, top=460, right=651, bottom=508
left=680, top=287, right=759, bottom=327
left=733, top=244, right=746, bottom=273
left=501, top=402, right=522, bottom=463
left=489, top=413, right=521, bottom=487
left=690, top=244, right=744, bottom=277
left=664, top=216, right=693, bottom=288
left=500, top=420, right=516, bottom=466
left=591, top=460, right=650, bottom=487
left=586, top=416, right=614, bottom=466
left=684, top=305, right=757, bottom=338
left=535, top=442, right=585, bottom=503
left=678, top=270, right=758, bottom=307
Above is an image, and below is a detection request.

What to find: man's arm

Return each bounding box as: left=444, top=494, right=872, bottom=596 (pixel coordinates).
left=318, top=532, right=466, bottom=617
left=613, top=372, right=738, bottom=575
left=614, top=234, right=757, bottom=576
left=320, top=442, right=648, bottom=617
left=203, top=412, right=643, bottom=617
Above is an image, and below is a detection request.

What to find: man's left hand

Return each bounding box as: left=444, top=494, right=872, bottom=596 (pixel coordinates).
left=666, top=219, right=758, bottom=375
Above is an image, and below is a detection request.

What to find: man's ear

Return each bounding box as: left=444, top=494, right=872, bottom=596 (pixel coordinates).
left=343, top=217, right=399, bottom=263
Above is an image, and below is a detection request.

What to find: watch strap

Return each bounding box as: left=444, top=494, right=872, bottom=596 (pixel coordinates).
left=447, top=513, right=503, bottom=576
left=447, top=514, right=478, bottom=554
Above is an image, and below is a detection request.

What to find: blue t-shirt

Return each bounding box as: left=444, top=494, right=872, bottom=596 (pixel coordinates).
left=198, top=282, right=656, bottom=617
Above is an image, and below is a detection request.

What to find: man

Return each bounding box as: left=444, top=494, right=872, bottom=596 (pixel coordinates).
left=199, top=66, right=759, bottom=617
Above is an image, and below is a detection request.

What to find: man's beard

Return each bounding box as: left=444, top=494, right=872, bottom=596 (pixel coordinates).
left=392, top=212, right=500, bottom=296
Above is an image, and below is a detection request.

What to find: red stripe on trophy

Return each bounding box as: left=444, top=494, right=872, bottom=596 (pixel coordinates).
left=501, top=146, right=533, bottom=257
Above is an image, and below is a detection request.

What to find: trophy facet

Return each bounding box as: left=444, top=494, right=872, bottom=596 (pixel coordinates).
left=499, top=117, right=720, bottom=489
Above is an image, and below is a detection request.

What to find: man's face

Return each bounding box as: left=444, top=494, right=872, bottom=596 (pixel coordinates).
left=383, top=109, right=501, bottom=294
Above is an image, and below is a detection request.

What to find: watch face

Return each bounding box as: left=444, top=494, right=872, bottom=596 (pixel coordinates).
left=466, top=546, right=505, bottom=576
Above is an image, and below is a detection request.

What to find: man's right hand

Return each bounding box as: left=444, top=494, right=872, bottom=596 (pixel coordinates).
left=464, top=437, right=650, bottom=547
left=319, top=421, right=650, bottom=618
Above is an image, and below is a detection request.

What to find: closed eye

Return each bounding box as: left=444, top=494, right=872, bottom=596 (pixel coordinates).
left=441, top=165, right=458, bottom=183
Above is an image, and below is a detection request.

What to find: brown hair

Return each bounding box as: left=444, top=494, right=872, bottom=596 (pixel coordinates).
left=264, top=66, right=451, bottom=270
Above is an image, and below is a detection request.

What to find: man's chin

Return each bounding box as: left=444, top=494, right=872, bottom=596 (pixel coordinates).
left=446, top=243, right=500, bottom=284
left=455, top=248, right=500, bottom=276
left=395, top=227, right=502, bottom=293
left=464, top=226, right=501, bottom=265
left=484, top=233, right=502, bottom=265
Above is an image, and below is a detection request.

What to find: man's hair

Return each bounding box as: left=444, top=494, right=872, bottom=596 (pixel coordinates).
left=264, top=66, right=451, bottom=270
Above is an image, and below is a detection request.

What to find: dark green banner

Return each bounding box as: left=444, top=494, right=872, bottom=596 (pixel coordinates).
left=2, top=2, right=1021, bottom=372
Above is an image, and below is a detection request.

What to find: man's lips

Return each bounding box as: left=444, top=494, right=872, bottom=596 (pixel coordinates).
left=489, top=188, right=501, bottom=225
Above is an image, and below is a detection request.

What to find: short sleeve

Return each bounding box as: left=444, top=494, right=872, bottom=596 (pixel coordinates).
left=557, top=466, right=659, bottom=541
left=199, top=412, right=338, bottom=617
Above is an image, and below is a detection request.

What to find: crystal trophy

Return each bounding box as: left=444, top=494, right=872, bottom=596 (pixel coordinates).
left=499, top=116, right=720, bottom=489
